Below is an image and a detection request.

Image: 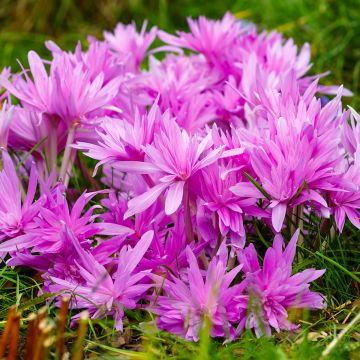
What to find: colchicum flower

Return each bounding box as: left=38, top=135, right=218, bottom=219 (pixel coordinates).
left=47, top=230, right=154, bottom=330
left=0, top=51, right=121, bottom=126
left=122, top=118, right=223, bottom=217
left=150, top=246, right=244, bottom=341
left=237, top=230, right=326, bottom=336
left=0, top=151, right=40, bottom=243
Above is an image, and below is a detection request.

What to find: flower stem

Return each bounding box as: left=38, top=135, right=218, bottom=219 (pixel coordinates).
left=292, top=205, right=304, bottom=261
left=49, top=121, right=58, bottom=175
left=143, top=174, right=155, bottom=188
left=297, top=205, right=304, bottom=246
left=227, top=255, right=236, bottom=271
left=212, top=213, right=223, bottom=256
left=184, top=182, right=194, bottom=243
left=59, top=124, right=77, bottom=186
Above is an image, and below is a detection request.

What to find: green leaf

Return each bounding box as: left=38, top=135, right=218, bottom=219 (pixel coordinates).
left=17, top=291, right=62, bottom=311
left=16, top=136, right=48, bottom=171
left=244, top=172, right=272, bottom=200
left=315, top=251, right=360, bottom=283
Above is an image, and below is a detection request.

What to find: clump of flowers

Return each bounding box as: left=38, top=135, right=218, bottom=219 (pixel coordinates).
left=0, top=12, right=358, bottom=341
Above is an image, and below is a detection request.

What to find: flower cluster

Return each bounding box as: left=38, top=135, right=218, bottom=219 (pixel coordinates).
left=0, top=12, right=357, bottom=340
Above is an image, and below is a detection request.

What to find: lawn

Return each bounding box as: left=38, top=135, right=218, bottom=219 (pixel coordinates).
left=0, top=1, right=359, bottom=359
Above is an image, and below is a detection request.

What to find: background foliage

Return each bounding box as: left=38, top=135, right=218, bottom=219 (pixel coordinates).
left=0, top=0, right=360, bottom=106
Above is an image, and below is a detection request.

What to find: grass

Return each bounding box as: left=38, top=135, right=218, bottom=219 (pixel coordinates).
left=0, top=0, right=360, bottom=358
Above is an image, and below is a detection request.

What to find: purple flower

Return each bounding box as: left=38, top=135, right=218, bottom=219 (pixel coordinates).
left=138, top=210, right=205, bottom=275
left=329, top=151, right=360, bottom=232
left=0, top=185, right=133, bottom=255
left=8, top=107, right=70, bottom=171
left=237, top=230, right=326, bottom=336
left=45, top=39, right=123, bottom=83
left=236, top=78, right=346, bottom=232
left=122, top=118, right=223, bottom=217
left=143, top=54, right=219, bottom=132
left=150, top=246, right=244, bottom=341
left=0, top=67, right=11, bottom=102
left=0, top=151, right=40, bottom=243
left=0, top=51, right=121, bottom=126
left=47, top=230, right=154, bottom=331
left=159, top=13, right=243, bottom=75
left=0, top=103, right=13, bottom=148
left=342, top=106, right=360, bottom=160
left=0, top=14, right=355, bottom=342
left=104, top=21, right=157, bottom=72
left=75, top=99, right=163, bottom=175
left=198, top=162, right=266, bottom=241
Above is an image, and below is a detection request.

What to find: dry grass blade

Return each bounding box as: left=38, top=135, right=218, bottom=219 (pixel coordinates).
left=28, top=306, right=49, bottom=360
left=0, top=305, right=16, bottom=358
left=321, top=309, right=360, bottom=358
left=24, top=313, right=38, bottom=360
left=37, top=306, right=48, bottom=323
left=33, top=319, right=47, bottom=360
left=43, top=336, right=55, bottom=359
left=58, top=296, right=70, bottom=359
left=72, top=310, right=89, bottom=360
left=7, top=312, right=21, bottom=360
left=33, top=318, right=54, bottom=360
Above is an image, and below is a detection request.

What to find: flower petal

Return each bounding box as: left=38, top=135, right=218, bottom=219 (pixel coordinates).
left=271, top=202, right=287, bottom=232
left=165, top=181, right=185, bottom=215
left=124, top=182, right=168, bottom=219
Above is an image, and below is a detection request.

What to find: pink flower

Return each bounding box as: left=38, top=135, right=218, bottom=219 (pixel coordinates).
left=150, top=246, right=244, bottom=341
left=253, top=31, right=311, bottom=79
left=237, top=229, right=326, bottom=337
left=237, top=78, right=346, bottom=231
left=10, top=223, right=85, bottom=276
left=8, top=107, right=69, bottom=166
left=104, top=21, right=157, bottom=72
left=123, top=118, right=223, bottom=217
left=0, top=151, right=40, bottom=243
left=143, top=54, right=219, bottom=132
left=0, top=67, right=11, bottom=102
left=45, top=39, right=123, bottom=83
left=0, top=103, right=13, bottom=148
left=158, top=13, right=243, bottom=74
left=75, top=99, right=163, bottom=175
left=0, top=51, right=121, bottom=126
left=198, top=162, right=266, bottom=240
left=329, top=151, right=360, bottom=232
left=342, top=106, right=360, bottom=160
left=0, top=14, right=354, bottom=342
left=0, top=185, right=133, bottom=254
left=92, top=191, right=168, bottom=265
left=138, top=210, right=205, bottom=274
left=47, top=230, right=154, bottom=331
